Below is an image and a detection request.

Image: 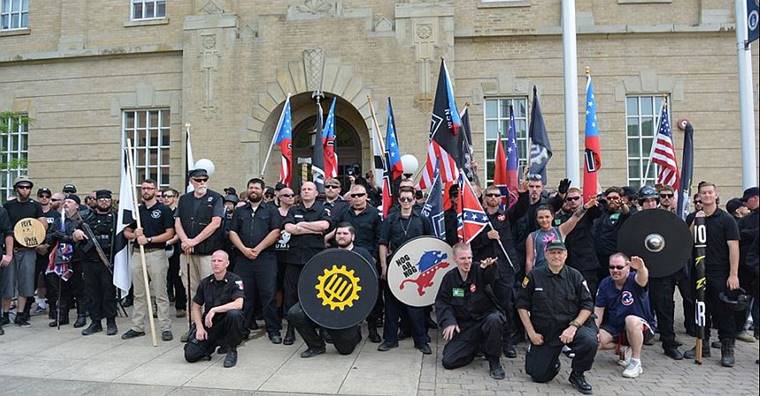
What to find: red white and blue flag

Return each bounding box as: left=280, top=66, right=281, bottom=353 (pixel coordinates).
left=322, top=97, right=339, bottom=179
left=382, top=98, right=402, bottom=218
left=651, top=101, right=679, bottom=189
left=456, top=173, right=489, bottom=244
left=583, top=75, right=602, bottom=201
left=274, top=96, right=293, bottom=186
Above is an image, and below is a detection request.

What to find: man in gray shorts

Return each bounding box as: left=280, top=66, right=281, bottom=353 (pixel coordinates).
left=2, top=176, right=47, bottom=327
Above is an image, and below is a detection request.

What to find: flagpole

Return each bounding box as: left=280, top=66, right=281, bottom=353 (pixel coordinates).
left=367, top=96, right=386, bottom=153
left=562, top=0, right=581, bottom=186
left=126, top=138, right=159, bottom=347
left=261, top=93, right=291, bottom=178
left=644, top=96, right=668, bottom=184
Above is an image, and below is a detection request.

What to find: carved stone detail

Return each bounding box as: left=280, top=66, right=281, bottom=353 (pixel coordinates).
left=199, top=32, right=220, bottom=119
left=303, top=48, right=325, bottom=93
left=288, top=0, right=342, bottom=20
left=200, top=0, right=223, bottom=15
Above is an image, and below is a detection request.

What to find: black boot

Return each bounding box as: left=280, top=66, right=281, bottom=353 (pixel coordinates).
left=568, top=371, right=593, bottom=395
left=73, top=314, right=87, bottom=328
left=684, top=338, right=711, bottom=359
left=82, top=320, right=102, bottom=336
left=367, top=325, right=381, bottom=343
left=720, top=338, right=735, bottom=367
left=283, top=324, right=295, bottom=345
left=106, top=318, right=118, bottom=336
left=49, top=305, right=70, bottom=327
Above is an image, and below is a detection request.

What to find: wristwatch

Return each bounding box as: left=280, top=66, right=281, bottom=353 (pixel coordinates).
left=147, top=237, right=153, bottom=244
left=569, top=320, right=582, bottom=328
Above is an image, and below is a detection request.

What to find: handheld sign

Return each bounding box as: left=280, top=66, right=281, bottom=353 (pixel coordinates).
left=387, top=236, right=455, bottom=307
left=14, top=218, right=46, bottom=248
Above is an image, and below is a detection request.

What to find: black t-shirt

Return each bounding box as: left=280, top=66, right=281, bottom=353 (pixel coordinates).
left=333, top=205, right=381, bottom=258
left=686, top=208, right=740, bottom=278
left=193, top=271, right=245, bottom=319
left=555, top=206, right=603, bottom=272
left=128, top=202, right=174, bottom=249
left=379, top=211, right=432, bottom=253
left=0, top=206, right=12, bottom=252
left=283, top=201, right=332, bottom=265
left=4, top=199, right=44, bottom=246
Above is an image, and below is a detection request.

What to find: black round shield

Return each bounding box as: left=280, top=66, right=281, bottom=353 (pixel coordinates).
left=617, top=209, right=692, bottom=278
left=298, top=248, right=379, bottom=330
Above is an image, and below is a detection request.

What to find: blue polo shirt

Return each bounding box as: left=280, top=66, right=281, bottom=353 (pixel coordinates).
left=595, top=272, right=656, bottom=335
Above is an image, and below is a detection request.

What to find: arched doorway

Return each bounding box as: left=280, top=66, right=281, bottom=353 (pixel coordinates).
left=291, top=115, right=362, bottom=192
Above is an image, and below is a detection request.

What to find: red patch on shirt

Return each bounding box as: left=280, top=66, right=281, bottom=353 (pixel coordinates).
left=469, top=284, right=477, bottom=293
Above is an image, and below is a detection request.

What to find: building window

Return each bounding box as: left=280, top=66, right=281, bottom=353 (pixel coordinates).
left=626, top=95, right=668, bottom=189
left=131, top=0, right=166, bottom=20
left=123, top=109, right=171, bottom=187
left=483, top=97, right=529, bottom=184
left=1, top=0, right=29, bottom=30
left=1, top=113, right=28, bottom=202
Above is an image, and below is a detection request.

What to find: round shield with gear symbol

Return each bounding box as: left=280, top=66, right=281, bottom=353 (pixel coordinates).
left=298, top=248, right=378, bottom=329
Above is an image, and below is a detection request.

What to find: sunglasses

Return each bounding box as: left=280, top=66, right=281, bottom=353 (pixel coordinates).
left=192, top=178, right=208, bottom=183
left=16, top=186, right=31, bottom=190
left=280, top=194, right=294, bottom=198
left=38, top=195, right=51, bottom=199
left=51, top=198, right=62, bottom=202
left=694, top=200, right=702, bottom=205
left=325, top=185, right=340, bottom=189
left=163, top=194, right=175, bottom=198
left=399, top=197, right=414, bottom=203
left=606, top=196, right=621, bottom=201
left=609, top=265, right=626, bottom=270
left=660, top=194, right=674, bottom=198
left=350, top=193, right=366, bottom=198
left=485, top=193, right=501, bottom=198
left=565, top=196, right=581, bottom=202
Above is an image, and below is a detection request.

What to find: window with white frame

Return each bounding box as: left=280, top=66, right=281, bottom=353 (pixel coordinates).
left=123, top=109, right=171, bottom=187
left=483, top=97, right=529, bottom=184
left=1, top=113, right=28, bottom=202
left=625, top=95, right=668, bottom=189
left=1, top=0, right=29, bottom=30
left=131, top=0, right=166, bottom=20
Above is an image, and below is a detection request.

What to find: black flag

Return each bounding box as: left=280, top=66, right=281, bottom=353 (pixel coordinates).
left=310, top=101, right=326, bottom=194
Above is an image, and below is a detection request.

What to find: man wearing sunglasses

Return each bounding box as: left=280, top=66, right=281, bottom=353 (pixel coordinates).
left=594, top=254, right=654, bottom=378
left=657, top=185, right=676, bottom=213
left=594, top=187, right=631, bottom=292
left=175, top=168, right=225, bottom=342
left=2, top=176, right=46, bottom=328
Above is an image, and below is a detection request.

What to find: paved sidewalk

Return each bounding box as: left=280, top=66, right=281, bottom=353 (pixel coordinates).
left=0, top=310, right=757, bottom=395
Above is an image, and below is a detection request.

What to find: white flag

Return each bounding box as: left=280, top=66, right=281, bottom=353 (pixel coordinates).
left=186, top=128, right=195, bottom=193
left=113, top=153, right=135, bottom=296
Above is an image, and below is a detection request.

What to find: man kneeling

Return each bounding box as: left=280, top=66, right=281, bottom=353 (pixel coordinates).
left=184, top=250, right=245, bottom=368
left=594, top=253, right=655, bottom=379
left=435, top=242, right=505, bottom=380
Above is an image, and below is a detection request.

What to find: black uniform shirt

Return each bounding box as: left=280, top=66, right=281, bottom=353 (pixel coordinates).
left=333, top=205, right=381, bottom=258
left=283, top=201, right=332, bottom=265
left=554, top=206, right=602, bottom=272
left=435, top=264, right=498, bottom=329
left=4, top=199, right=43, bottom=246
left=379, top=210, right=432, bottom=253
left=516, top=264, right=594, bottom=342
left=686, top=208, right=740, bottom=278
left=193, top=271, right=245, bottom=318
left=471, top=209, right=519, bottom=274
left=594, top=210, right=630, bottom=257
left=230, top=202, right=281, bottom=258
left=0, top=206, right=12, bottom=252
left=129, top=202, right=174, bottom=249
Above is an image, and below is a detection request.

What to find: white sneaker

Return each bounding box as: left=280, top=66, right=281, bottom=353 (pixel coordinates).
left=617, top=346, right=631, bottom=366
left=622, top=359, right=643, bottom=378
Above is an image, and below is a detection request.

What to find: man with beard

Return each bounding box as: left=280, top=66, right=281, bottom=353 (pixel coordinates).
left=79, top=190, right=119, bottom=336
left=2, top=176, right=46, bottom=327
left=45, top=195, right=85, bottom=328
left=594, top=187, right=631, bottom=287
left=470, top=184, right=521, bottom=358
left=229, top=178, right=282, bottom=343
left=175, top=168, right=225, bottom=342
left=327, top=183, right=382, bottom=342
left=122, top=179, right=176, bottom=342
left=289, top=223, right=370, bottom=358
left=282, top=181, right=331, bottom=345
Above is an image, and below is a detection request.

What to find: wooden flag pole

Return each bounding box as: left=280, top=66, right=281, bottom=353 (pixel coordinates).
left=126, top=138, right=159, bottom=347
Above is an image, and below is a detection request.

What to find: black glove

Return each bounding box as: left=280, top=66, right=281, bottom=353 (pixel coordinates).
left=558, top=179, right=571, bottom=194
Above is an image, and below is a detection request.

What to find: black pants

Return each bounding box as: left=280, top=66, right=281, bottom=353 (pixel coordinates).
left=46, top=265, right=85, bottom=318
left=493, top=265, right=514, bottom=348
left=184, top=310, right=246, bottom=362
left=674, top=267, right=695, bottom=333
left=525, top=324, right=598, bottom=383
left=288, top=303, right=362, bottom=354
left=580, top=270, right=599, bottom=302
left=166, top=253, right=186, bottom=310
left=703, top=275, right=736, bottom=341
left=237, top=255, right=281, bottom=334
left=442, top=312, right=504, bottom=369
left=382, top=285, right=428, bottom=346
left=649, top=274, right=679, bottom=349
left=283, top=263, right=303, bottom=317
left=82, top=259, right=116, bottom=321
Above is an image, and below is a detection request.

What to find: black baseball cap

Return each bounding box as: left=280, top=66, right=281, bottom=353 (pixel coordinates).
left=62, top=184, right=77, bottom=193
left=37, top=187, right=52, bottom=196
left=741, top=187, right=758, bottom=202
left=546, top=240, right=567, bottom=251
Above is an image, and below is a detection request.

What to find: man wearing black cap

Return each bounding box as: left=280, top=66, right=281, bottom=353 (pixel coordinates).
left=517, top=240, right=597, bottom=394
left=741, top=187, right=759, bottom=212
left=2, top=176, right=46, bottom=327
left=77, top=190, right=119, bottom=336
left=62, top=184, right=77, bottom=194
left=175, top=168, right=225, bottom=341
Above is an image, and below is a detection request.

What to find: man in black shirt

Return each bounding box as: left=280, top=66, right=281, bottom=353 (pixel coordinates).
left=684, top=182, right=741, bottom=367
left=378, top=187, right=433, bottom=354
left=0, top=204, right=13, bottom=335
left=282, top=181, right=331, bottom=345
left=122, top=179, right=176, bottom=342
left=554, top=187, right=602, bottom=297
left=2, top=176, right=46, bottom=327
left=594, top=187, right=631, bottom=284
left=517, top=240, right=597, bottom=395
left=229, top=178, right=282, bottom=343
left=436, top=243, right=505, bottom=379
left=289, top=223, right=370, bottom=358
left=184, top=250, right=245, bottom=368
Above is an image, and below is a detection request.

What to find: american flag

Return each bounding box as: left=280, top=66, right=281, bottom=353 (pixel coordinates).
left=419, top=140, right=459, bottom=189
left=650, top=101, right=679, bottom=188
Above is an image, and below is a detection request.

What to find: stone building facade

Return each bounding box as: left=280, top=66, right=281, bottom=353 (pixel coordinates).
left=0, top=0, right=758, bottom=200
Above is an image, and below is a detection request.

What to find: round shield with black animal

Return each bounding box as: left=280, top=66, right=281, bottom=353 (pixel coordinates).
left=388, top=236, right=456, bottom=307
left=617, top=209, right=692, bottom=278
left=14, top=218, right=46, bottom=248
left=298, top=248, right=378, bottom=330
